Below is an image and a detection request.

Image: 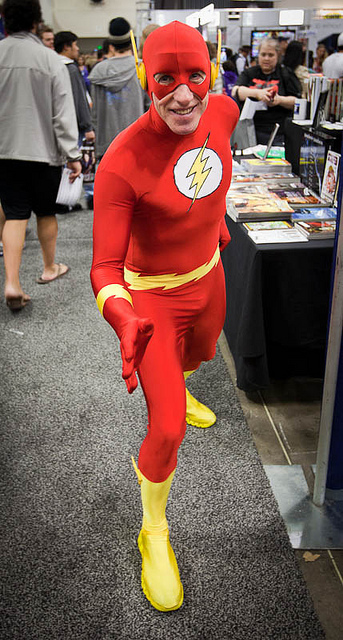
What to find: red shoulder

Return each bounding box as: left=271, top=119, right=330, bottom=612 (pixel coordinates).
left=207, top=94, right=240, bottom=134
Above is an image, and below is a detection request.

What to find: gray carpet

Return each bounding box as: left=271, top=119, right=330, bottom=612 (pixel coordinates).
left=0, top=209, right=324, bottom=639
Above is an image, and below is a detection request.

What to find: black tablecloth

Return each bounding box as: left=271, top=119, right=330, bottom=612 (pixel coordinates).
left=222, top=216, right=334, bottom=391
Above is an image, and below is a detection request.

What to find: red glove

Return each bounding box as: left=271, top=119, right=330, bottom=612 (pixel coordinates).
left=102, top=298, right=154, bottom=394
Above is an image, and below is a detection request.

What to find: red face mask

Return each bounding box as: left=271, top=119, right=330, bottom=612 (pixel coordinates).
left=143, top=21, right=211, bottom=100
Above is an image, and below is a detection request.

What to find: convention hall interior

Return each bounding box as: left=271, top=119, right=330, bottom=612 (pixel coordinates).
left=1, top=0, right=343, bottom=638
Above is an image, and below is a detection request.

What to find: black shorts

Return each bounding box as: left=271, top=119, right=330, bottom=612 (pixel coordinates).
left=0, top=160, right=62, bottom=220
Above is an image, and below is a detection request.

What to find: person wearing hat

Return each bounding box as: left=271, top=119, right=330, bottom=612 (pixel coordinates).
left=323, top=33, right=343, bottom=78
left=90, top=21, right=239, bottom=612
left=89, top=18, right=150, bottom=161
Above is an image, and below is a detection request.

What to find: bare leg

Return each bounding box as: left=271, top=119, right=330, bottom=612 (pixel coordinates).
left=36, top=215, right=68, bottom=281
left=3, top=218, right=31, bottom=303
left=0, top=203, right=5, bottom=242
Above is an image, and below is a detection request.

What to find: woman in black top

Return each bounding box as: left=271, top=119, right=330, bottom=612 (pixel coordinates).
left=232, top=38, right=302, bottom=144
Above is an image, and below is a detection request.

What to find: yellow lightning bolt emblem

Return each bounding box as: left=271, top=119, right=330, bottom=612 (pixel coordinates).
left=187, top=134, right=211, bottom=210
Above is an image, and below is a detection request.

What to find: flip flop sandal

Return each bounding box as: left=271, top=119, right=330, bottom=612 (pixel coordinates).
left=36, top=264, right=70, bottom=284
left=6, top=296, right=30, bottom=310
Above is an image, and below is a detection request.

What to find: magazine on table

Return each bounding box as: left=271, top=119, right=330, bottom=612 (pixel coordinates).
left=294, top=220, right=336, bottom=239
left=226, top=191, right=293, bottom=222
left=320, top=150, right=340, bottom=205
left=232, top=172, right=300, bottom=185
left=246, top=228, right=308, bottom=244
left=240, top=157, right=292, bottom=174
left=229, top=184, right=269, bottom=195
left=267, top=183, right=326, bottom=207
left=291, top=207, right=337, bottom=222
left=243, top=220, right=293, bottom=232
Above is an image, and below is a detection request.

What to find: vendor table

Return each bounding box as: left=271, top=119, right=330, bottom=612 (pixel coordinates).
left=222, top=216, right=334, bottom=392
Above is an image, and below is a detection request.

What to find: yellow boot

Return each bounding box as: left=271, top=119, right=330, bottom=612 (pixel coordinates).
left=132, top=459, right=183, bottom=612
left=184, top=370, right=216, bottom=428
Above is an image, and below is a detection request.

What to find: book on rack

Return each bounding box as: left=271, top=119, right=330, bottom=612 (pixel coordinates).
left=321, top=150, right=340, bottom=205
left=240, top=157, right=292, bottom=173
left=226, top=190, right=294, bottom=222
left=232, top=172, right=300, bottom=185
left=267, top=183, right=326, bottom=207
left=291, top=207, right=337, bottom=222
left=246, top=228, right=308, bottom=244
left=307, top=75, right=329, bottom=121
left=325, top=78, right=343, bottom=122
left=294, top=220, right=336, bottom=239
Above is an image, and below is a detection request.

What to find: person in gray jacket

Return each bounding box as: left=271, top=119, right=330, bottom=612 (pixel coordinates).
left=54, top=30, right=95, bottom=146
left=0, top=0, right=82, bottom=310
left=89, top=17, right=149, bottom=160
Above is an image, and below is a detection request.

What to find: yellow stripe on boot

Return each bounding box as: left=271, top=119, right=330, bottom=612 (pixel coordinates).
left=136, top=466, right=183, bottom=612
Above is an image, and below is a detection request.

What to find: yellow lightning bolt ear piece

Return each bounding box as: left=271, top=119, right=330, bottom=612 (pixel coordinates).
left=210, top=29, right=222, bottom=90
left=130, top=29, right=147, bottom=91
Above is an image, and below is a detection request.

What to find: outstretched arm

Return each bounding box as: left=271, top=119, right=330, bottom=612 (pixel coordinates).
left=90, top=167, right=154, bottom=393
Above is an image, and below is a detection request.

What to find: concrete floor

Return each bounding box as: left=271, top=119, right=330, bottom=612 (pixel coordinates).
left=219, top=334, right=343, bottom=640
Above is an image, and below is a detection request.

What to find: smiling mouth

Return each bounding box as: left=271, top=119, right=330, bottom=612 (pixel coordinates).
left=171, top=106, right=196, bottom=115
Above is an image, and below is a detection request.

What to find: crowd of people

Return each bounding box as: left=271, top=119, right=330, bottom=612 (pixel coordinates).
left=0, top=5, right=149, bottom=308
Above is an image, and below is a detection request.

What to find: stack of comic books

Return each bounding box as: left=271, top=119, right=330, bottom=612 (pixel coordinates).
left=226, top=184, right=294, bottom=222
left=240, top=157, right=292, bottom=174
left=232, top=172, right=300, bottom=185
left=266, top=182, right=327, bottom=207
left=293, top=220, right=336, bottom=239
left=291, top=207, right=337, bottom=222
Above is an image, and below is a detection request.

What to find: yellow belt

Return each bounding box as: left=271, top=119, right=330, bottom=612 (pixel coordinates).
left=124, top=245, right=220, bottom=291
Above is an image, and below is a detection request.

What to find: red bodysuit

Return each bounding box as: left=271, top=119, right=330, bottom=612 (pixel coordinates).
left=91, top=94, right=239, bottom=482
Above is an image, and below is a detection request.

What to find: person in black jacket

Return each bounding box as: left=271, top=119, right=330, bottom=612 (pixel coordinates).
left=231, top=37, right=301, bottom=144
left=55, top=31, right=95, bottom=145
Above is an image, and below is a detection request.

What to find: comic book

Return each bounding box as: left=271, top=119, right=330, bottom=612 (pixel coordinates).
left=240, top=158, right=292, bottom=174
left=294, top=220, right=336, bottom=239
left=226, top=190, right=293, bottom=222
left=243, top=220, right=293, bottom=232
left=267, top=183, right=325, bottom=207
left=321, top=150, right=340, bottom=205
left=291, top=207, right=337, bottom=222
left=232, top=172, right=300, bottom=185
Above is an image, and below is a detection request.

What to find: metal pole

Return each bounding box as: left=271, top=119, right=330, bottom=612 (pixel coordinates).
left=313, top=198, right=343, bottom=506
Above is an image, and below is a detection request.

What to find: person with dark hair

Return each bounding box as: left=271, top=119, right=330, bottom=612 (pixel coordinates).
left=89, top=17, right=149, bottom=160
left=235, top=45, right=251, bottom=74
left=90, top=20, right=239, bottom=612
left=222, top=59, right=238, bottom=97
left=101, top=37, right=113, bottom=58
left=283, top=40, right=308, bottom=97
left=1, top=0, right=41, bottom=32
left=232, top=37, right=301, bottom=144
left=0, top=0, right=81, bottom=309
left=277, top=36, right=289, bottom=63
left=323, top=33, right=343, bottom=78
left=55, top=30, right=95, bottom=145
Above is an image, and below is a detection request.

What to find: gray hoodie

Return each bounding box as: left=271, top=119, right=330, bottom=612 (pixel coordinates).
left=90, top=56, right=150, bottom=158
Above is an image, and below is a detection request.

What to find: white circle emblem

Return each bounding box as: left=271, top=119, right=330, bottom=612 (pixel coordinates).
left=174, top=146, right=223, bottom=202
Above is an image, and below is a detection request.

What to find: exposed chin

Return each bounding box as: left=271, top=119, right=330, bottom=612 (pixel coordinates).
left=167, top=115, right=200, bottom=135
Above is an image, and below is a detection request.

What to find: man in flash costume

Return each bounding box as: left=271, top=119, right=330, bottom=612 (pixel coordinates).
left=91, top=21, right=239, bottom=611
